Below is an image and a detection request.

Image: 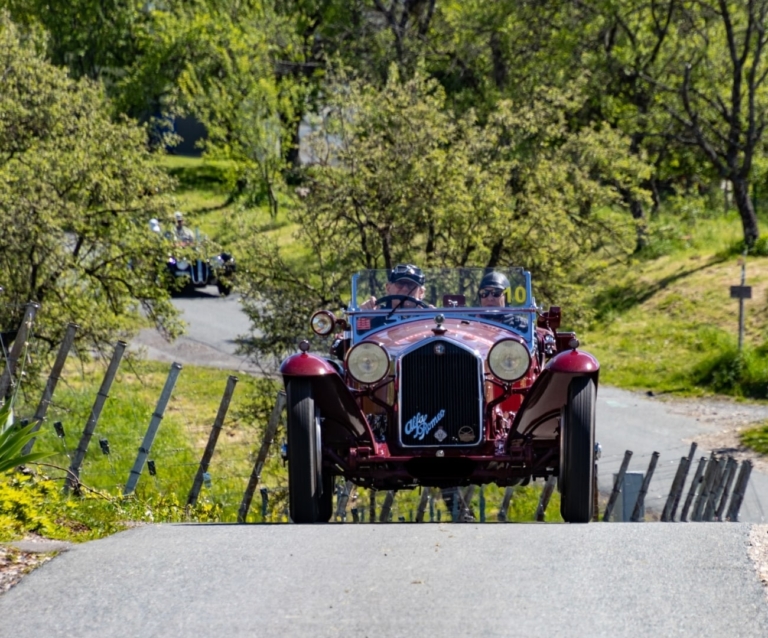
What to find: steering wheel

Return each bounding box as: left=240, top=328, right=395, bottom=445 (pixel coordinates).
left=372, top=294, right=430, bottom=309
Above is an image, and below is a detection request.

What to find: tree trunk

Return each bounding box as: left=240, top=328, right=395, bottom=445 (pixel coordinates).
left=732, top=177, right=759, bottom=247
left=619, top=187, right=647, bottom=252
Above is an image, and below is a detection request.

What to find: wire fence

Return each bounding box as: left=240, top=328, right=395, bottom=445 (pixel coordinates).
left=1, top=321, right=764, bottom=525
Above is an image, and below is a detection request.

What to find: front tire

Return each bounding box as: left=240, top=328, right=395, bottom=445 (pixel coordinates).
left=287, top=379, right=328, bottom=523
left=217, top=282, right=232, bottom=296
left=560, top=377, right=595, bottom=523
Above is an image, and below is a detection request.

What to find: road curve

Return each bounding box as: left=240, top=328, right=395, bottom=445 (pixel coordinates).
left=131, top=288, right=261, bottom=373
left=1, top=523, right=767, bottom=637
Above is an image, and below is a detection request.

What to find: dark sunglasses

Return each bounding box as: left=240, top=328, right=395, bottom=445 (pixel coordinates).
left=479, top=288, right=504, bottom=299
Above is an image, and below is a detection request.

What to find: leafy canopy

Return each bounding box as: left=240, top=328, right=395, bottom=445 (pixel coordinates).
left=238, top=68, right=649, bottom=363
left=0, top=13, right=182, bottom=362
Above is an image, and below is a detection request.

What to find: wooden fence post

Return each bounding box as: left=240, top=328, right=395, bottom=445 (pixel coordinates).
left=630, top=451, right=659, bottom=522
left=335, top=481, right=355, bottom=521
left=661, top=457, right=689, bottom=522
left=415, top=487, right=430, bottom=523
left=498, top=486, right=515, bottom=522
left=692, top=454, right=718, bottom=522
left=461, top=485, right=476, bottom=522
left=662, top=442, right=697, bottom=522
left=715, top=457, right=739, bottom=521
left=603, top=450, right=633, bottom=522
left=379, top=491, right=395, bottom=522
left=66, top=341, right=126, bottom=493
left=123, top=362, right=182, bottom=496
left=369, top=489, right=377, bottom=523
left=680, top=456, right=707, bottom=522
left=0, top=302, right=39, bottom=400
left=186, top=375, right=238, bottom=508
left=237, top=391, right=286, bottom=523
left=704, top=457, right=730, bottom=521
left=726, top=460, right=753, bottom=522
left=22, top=322, right=78, bottom=455
left=535, top=475, right=557, bottom=522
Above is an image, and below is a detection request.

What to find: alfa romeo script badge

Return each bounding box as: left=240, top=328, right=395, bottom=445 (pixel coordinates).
left=458, top=426, right=475, bottom=442
left=434, top=427, right=448, bottom=442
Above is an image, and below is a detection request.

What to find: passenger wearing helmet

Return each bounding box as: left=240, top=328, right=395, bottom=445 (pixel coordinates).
left=173, top=211, right=195, bottom=244
left=477, top=271, right=528, bottom=330
left=360, top=264, right=427, bottom=310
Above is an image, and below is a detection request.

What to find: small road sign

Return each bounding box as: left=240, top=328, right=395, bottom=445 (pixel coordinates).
left=730, top=285, right=752, bottom=299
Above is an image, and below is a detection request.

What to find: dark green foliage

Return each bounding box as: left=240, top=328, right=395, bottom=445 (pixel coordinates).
left=0, top=13, right=182, bottom=369
left=692, top=332, right=768, bottom=399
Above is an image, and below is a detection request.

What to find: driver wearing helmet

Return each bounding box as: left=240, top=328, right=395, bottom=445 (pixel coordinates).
left=360, top=264, right=427, bottom=310
left=477, top=271, right=528, bottom=330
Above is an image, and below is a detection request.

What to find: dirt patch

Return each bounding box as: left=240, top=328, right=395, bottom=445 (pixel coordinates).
left=658, top=395, right=768, bottom=470
left=749, top=525, right=768, bottom=601
left=0, top=545, right=55, bottom=594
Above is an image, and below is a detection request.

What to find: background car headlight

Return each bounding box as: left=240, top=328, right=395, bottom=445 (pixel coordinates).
left=347, top=342, right=389, bottom=384
left=488, top=339, right=530, bottom=381
left=311, top=310, right=336, bottom=336
left=176, top=259, right=189, bottom=271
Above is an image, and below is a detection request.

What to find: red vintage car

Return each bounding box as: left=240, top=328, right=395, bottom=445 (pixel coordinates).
left=280, top=267, right=599, bottom=523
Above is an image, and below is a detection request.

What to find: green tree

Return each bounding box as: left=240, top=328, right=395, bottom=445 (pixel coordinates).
left=238, top=69, right=649, bottom=363
left=650, top=0, right=768, bottom=246
left=0, top=14, right=181, bottom=364
left=0, top=0, right=147, bottom=82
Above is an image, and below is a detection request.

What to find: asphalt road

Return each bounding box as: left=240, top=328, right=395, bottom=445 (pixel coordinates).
left=131, top=287, right=260, bottom=373
left=2, top=523, right=767, bottom=637
left=596, top=387, right=768, bottom=523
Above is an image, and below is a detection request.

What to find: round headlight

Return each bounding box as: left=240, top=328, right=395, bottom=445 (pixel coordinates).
left=347, top=342, right=390, bottom=384
left=176, top=259, right=189, bottom=271
left=310, top=311, right=336, bottom=336
left=488, top=339, right=530, bottom=381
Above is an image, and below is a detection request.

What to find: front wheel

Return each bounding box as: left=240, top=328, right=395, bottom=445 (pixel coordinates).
left=216, top=281, right=232, bottom=296
left=287, top=379, right=329, bottom=523
left=559, top=376, right=595, bottom=523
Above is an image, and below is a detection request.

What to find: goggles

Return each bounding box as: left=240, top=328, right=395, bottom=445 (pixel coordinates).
left=479, top=288, right=505, bottom=299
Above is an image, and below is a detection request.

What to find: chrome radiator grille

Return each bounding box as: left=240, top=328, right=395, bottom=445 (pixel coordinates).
left=399, top=340, right=482, bottom=447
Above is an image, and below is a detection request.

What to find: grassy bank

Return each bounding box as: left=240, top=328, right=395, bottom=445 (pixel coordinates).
left=3, top=356, right=556, bottom=540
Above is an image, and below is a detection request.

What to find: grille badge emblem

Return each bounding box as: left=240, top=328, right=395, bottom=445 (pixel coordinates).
left=434, top=427, right=447, bottom=442
left=458, top=427, right=475, bottom=442
left=434, top=344, right=445, bottom=355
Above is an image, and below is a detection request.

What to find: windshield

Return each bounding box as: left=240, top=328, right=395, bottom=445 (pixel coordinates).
left=348, top=267, right=535, bottom=343
left=351, top=267, right=531, bottom=309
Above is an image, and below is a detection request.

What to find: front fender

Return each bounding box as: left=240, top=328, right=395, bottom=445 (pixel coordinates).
left=546, top=349, right=600, bottom=375
left=281, top=353, right=376, bottom=447
left=280, top=352, right=339, bottom=376
left=509, top=349, right=599, bottom=443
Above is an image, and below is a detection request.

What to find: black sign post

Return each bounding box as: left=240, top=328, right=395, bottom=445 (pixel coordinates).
left=730, top=257, right=752, bottom=351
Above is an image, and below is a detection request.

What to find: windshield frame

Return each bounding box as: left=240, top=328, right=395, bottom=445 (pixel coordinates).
left=348, top=267, right=537, bottom=345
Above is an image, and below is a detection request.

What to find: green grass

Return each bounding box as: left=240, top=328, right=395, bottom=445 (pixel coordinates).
left=157, top=154, right=306, bottom=265
left=741, top=422, right=768, bottom=454
left=6, top=356, right=559, bottom=535
left=583, top=207, right=768, bottom=397
left=9, top=360, right=285, bottom=527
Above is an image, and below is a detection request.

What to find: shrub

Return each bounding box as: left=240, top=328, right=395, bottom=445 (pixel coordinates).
left=691, top=331, right=768, bottom=398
